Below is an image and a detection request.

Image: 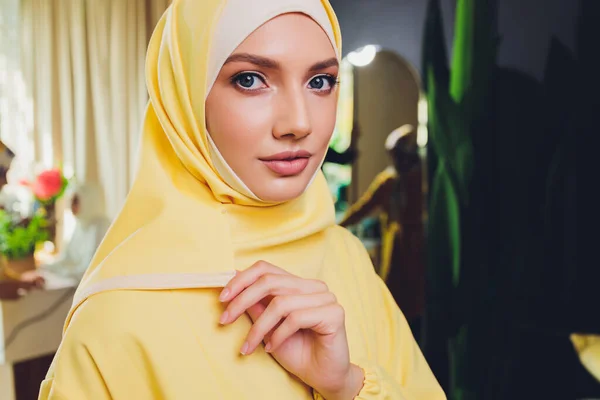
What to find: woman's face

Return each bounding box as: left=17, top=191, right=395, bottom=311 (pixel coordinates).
left=206, top=13, right=339, bottom=202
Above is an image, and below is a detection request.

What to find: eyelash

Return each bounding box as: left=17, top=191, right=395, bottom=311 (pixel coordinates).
left=230, top=72, right=339, bottom=94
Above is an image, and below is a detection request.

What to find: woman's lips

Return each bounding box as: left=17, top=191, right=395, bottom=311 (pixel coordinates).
left=260, top=151, right=311, bottom=176
left=262, top=157, right=310, bottom=176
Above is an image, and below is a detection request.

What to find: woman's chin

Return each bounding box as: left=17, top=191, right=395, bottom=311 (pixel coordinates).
left=251, top=176, right=312, bottom=203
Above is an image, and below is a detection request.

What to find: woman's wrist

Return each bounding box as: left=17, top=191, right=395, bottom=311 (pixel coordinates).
left=316, top=363, right=365, bottom=400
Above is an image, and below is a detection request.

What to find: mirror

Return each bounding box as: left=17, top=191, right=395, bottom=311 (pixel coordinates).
left=325, top=47, right=425, bottom=332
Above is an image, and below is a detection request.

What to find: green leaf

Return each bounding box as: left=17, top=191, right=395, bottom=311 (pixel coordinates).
left=0, top=210, right=49, bottom=260
left=450, top=0, right=475, bottom=102
left=450, top=0, right=498, bottom=104
left=422, top=0, right=450, bottom=92
left=426, top=68, right=473, bottom=202
left=430, top=162, right=462, bottom=286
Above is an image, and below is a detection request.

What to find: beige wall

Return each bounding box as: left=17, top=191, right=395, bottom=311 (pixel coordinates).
left=349, top=50, right=420, bottom=203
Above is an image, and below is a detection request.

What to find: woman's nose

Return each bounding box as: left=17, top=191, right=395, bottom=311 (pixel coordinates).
left=272, top=88, right=312, bottom=140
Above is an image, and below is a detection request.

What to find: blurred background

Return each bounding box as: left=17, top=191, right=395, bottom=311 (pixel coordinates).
left=0, top=0, right=591, bottom=399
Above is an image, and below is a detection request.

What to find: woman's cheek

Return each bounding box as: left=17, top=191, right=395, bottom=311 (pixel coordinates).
left=312, top=102, right=337, bottom=142
left=229, top=96, right=274, bottom=130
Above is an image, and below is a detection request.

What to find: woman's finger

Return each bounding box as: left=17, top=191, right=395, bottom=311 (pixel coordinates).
left=246, top=301, right=267, bottom=322
left=246, top=299, right=280, bottom=349
left=266, top=304, right=346, bottom=353
left=221, top=274, right=328, bottom=324
left=243, top=292, right=337, bottom=355
left=219, top=260, right=286, bottom=303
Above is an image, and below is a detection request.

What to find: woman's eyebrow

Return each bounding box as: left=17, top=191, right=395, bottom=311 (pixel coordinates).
left=224, top=53, right=280, bottom=69
left=224, top=54, right=339, bottom=72
left=308, top=57, right=339, bottom=72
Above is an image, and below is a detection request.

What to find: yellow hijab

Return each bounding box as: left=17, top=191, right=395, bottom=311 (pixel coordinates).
left=66, top=0, right=342, bottom=328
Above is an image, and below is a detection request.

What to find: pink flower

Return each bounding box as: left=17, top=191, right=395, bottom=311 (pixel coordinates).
left=20, top=168, right=65, bottom=202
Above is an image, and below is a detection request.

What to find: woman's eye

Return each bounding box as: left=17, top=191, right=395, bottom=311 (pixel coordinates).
left=232, top=73, right=266, bottom=91
left=308, top=75, right=337, bottom=91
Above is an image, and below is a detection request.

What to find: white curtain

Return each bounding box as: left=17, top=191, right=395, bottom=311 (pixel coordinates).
left=16, top=0, right=170, bottom=218
left=0, top=0, right=35, bottom=183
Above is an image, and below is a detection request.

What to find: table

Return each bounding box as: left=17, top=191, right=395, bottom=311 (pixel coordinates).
left=0, top=274, right=75, bottom=400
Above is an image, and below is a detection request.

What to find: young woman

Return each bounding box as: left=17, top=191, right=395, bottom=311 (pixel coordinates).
left=40, top=1, right=445, bottom=399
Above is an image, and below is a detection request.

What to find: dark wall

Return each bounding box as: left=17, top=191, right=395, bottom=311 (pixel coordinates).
left=496, top=0, right=579, bottom=78
left=329, top=0, right=580, bottom=80
left=328, top=0, right=452, bottom=71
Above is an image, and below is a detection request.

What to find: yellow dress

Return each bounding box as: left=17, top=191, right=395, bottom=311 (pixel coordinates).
left=40, top=226, right=444, bottom=399
left=39, top=1, right=445, bottom=398
left=571, top=334, right=600, bottom=383
left=342, top=167, right=399, bottom=280
left=340, top=166, right=425, bottom=321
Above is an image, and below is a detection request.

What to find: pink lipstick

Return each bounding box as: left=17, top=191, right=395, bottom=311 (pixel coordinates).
left=260, top=150, right=311, bottom=176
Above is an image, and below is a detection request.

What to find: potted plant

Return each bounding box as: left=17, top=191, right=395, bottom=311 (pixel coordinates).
left=20, top=167, right=69, bottom=244
left=0, top=210, right=49, bottom=278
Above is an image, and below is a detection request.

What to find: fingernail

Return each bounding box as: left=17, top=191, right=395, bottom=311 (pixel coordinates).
left=219, top=311, right=229, bottom=325
left=264, top=342, right=272, bottom=353
left=240, top=342, right=249, bottom=355
left=219, top=288, right=230, bottom=302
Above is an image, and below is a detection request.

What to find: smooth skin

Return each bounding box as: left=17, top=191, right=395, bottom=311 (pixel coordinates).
left=206, top=13, right=364, bottom=400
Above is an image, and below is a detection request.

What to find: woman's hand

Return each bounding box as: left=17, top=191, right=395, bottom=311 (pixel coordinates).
left=219, top=261, right=364, bottom=400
